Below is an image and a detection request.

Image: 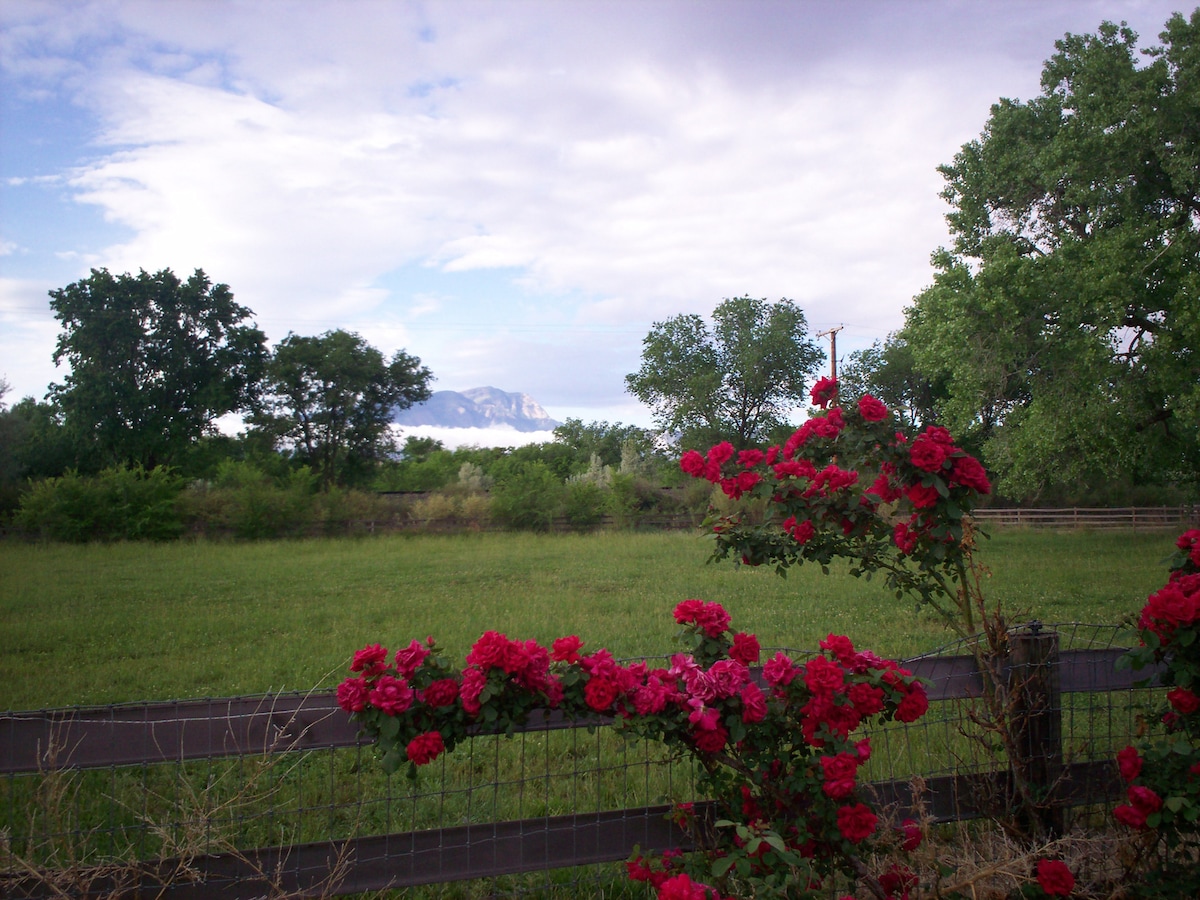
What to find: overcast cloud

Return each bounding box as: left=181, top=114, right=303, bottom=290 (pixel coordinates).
left=1, top=0, right=1190, bottom=433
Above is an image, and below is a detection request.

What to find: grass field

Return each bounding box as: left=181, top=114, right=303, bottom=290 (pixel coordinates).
left=0, top=528, right=1179, bottom=711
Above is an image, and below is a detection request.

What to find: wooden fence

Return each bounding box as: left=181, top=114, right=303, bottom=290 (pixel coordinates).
left=971, top=505, right=1197, bottom=530
left=0, top=627, right=1162, bottom=899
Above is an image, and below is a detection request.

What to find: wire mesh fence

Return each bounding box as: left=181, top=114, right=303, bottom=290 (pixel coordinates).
left=1, top=623, right=1159, bottom=898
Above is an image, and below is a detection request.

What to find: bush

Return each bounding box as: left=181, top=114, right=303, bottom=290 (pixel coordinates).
left=563, top=480, right=606, bottom=529
left=178, top=462, right=318, bottom=539
left=14, top=466, right=185, bottom=542
left=314, top=487, right=396, bottom=534
left=490, top=462, right=565, bottom=531
left=407, top=492, right=460, bottom=528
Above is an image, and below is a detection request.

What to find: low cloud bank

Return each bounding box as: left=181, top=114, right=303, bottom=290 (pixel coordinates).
left=392, top=424, right=558, bottom=451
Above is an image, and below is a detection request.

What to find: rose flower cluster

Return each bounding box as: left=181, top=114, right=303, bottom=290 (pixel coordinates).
left=1115, top=530, right=1200, bottom=846
left=678, top=378, right=990, bottom=576
left=339, top=600, right=930, bottom=898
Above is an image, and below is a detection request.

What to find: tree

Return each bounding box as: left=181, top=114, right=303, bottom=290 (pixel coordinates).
left=895, top=12, right=1200, bottom=500
left=551, top=418, right=656, bottom=469
left=252, top=330, right=432, bottom=488
left=625, top=296, right=824, bottom=448
left=838, top=335, right=944, bottom=434
left=48, top=268, right=268, bottom=470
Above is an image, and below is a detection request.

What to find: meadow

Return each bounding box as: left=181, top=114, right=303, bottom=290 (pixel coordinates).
left=0, top=528, right=1178, bottom=712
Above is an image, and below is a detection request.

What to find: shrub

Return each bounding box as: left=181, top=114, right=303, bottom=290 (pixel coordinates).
left=407, top=492, right=460, bottom=528
left=457, top=492, right=492, bottom=529
left=178, top=462, right=317, bottom=539
left=490, top=462, right=565, bottom=531
left=563, top=480, right=606, bottom=529
left=14, top=466, right=184, bottom=542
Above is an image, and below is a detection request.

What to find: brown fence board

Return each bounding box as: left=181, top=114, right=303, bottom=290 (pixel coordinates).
left=2, top=805, right=696, bottom=899
left=1, top=649, right=1163, bottom=775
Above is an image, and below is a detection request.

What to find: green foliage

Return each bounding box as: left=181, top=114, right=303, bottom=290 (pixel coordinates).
left=47, top=268, right=267, bottom=471
left=562, top=480, right=606, bottom=529
left=626, top=296, right=825, bottom=447
left=180, top=461, right=320, bottom=539
left=13, top=466, right=185, bottom=542
left=893, top=12, right=1200, bottom=501
left=552, top=418, right=656, bottom=470
left=489, top=462, right=565, bottom=531
left=839, top=336, right=944, bottom=434
left=251, top=329, right=432, bottom=489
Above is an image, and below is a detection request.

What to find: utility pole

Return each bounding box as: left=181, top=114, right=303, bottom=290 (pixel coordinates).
left=817, top=325, right=843, bottom=380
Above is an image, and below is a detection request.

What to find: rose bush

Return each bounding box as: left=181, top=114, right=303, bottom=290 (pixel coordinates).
left=1113, top=529, right=1200, bottom=895
left=678, top=378, right=991, bottom=640
left=339, top=600, right=929, bottom=898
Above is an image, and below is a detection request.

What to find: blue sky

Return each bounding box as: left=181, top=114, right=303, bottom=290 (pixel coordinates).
left=1, top=0, right=1190, bottom=440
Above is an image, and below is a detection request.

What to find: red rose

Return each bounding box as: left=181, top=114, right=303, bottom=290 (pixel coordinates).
left=350, top=643, right=389, bottom=676
left=820, top=752, right=859, bottom=799
left=857, top=395, right=888, bottom=422
left=551, top=635, right=584, bottom=663
left=819, top=634, right=856, bottom=665
left=909, top=434, right=948, bottom=472
left=585, top=676, right=620, bottom=711
left=804, top=656, right=846, bottom=694
left=657, top=872, right=719, bottom=900
left=406, top=730, right=445, bottom=766
left=1116, top=745, right=1142, bottom=782
left=740, top=682, right=767, bottom=723
left=1036, top=859, right=1075, bottom=897
left=763, top=652, right=798, bottom=688
left=730, top=632, right=761, bottom=664
left=879, top=865, right=917, bottom=896
left=459, top=667, right=486, bottom=716
left=893, top=521, right=918, bottom=554
left=368, top=675, right=413, bottom=715
left=949, top=454, right=991, bottom=494
left=692, top=724, right=728, bottom=753
left=421, top=678, right=459, bottom=708
left=787, top=517, right=816, bottom=544
left=393, top=639, right=431, bottom=677
left=707, top=441, right=735, bottom=466
left=848, top=682, right=885, bottom=716
left=836, top=803, right=877, bottom=843
left=1114, top=803, right=1148, bottom=829
left=680, top=450, right=706, bottom=477
left=1168, top=687, right=1200, bottom=715
left=336, top=676, right=370, bottom=713
left=905, top=482, right=942, bottom=509
left=466, top=631, right=511, bottom=670
left=1128, top=784, right=1163, bottom=813
left=810, top=376, right=838, bottom=408
left=737, top=448, right=765, bottom=467
left=895, top=685, right=930, bottom=722
left=1176, top=529, right=1200, bottom=551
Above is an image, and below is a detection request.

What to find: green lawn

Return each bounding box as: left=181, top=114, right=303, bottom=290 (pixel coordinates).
left=0, top=528, right=1177, bottom=711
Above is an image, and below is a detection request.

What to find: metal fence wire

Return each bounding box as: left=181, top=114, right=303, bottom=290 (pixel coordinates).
left=0, top=623, right=1158, bottom=899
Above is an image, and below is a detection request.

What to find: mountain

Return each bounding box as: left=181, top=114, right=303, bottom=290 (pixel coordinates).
left=393, top=387, right=561, bottom=432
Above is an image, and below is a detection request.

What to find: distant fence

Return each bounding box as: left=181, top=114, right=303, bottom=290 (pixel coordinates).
left=0, top=624, right=1162, bottom=899
left=972, top=505, right=1198, bottom=530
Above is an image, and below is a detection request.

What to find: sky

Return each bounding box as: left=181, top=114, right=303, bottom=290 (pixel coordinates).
left=1, top=0, right=1192, bottom=445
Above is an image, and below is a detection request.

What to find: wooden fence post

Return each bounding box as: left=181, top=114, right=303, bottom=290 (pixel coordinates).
left=1008, top=623, right=1064, bottom=836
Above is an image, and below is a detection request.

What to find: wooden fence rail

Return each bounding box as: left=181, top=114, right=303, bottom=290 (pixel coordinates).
left=971, top=505, right=1198, bottom=530
left=0, top=632, right=1164, bottom=899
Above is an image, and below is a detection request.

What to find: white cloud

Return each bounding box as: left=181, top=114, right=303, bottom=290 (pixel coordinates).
left=0, top=276, right=62, bottom=401
left=391, top=424, right=557, bottom=451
